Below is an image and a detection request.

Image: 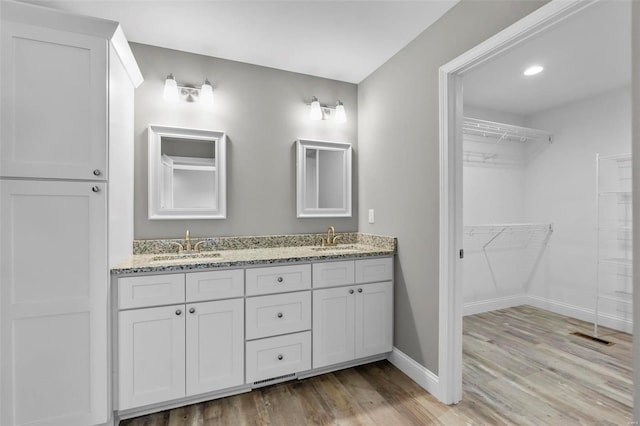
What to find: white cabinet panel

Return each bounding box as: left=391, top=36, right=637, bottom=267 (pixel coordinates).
left=246, top=332, right=311, bottom=383
left=246, top=291, right=311, bottom=340
left=355, top=281, right=393, bottom=358
left=119, top=274, right=185, bottom=309
left=1, top=22, right=107, bottom=180
left=186, top=269, right=244, bottom=302
left=186, top=299, right=244, bottom=396
left=246, top=264, right=311, bottom=295
left=118, top=305, right=186, bottom=410
left=0, top=180, right=108, bottom=426
left=312, top=260, right=355, bottom=288
left=312, top=286, right=355, bottom=368
left=355, top=257, right=393, bottom=284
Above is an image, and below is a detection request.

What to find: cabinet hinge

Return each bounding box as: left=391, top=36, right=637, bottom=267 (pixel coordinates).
left=459, top=249, right=464, bottom=259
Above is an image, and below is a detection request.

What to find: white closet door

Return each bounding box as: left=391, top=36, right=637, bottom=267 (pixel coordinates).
left=0, top=22, right=107, bottom=180
left=0, top=180, right=108, bottom=426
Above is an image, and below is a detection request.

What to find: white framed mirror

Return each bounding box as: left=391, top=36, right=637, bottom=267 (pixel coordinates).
left=296, top=138, right=352, bottom=218
left=148, top=124, right=226, bottom=220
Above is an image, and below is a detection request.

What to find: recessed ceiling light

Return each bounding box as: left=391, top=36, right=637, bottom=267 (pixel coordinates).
left=523, top=65, right=544, bottom=76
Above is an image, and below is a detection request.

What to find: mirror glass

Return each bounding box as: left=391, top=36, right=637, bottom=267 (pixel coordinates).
left=148, top=125, right=226, bottom=219
left=296, top=139, right=352, bottom=217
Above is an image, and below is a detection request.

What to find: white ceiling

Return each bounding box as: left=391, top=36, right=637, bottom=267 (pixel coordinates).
left=463, top=0, right=631, bottom=117
left=23, top=0, right=460, bottom=84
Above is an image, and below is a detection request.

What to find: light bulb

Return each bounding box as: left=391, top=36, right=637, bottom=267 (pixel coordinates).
left=310, top=96, right=322, bottom=120
left=163, top=73, right=179, bottom=102
left=200, top=79, right=214, bottom=105
left=334, top=101, right=346, bottom=123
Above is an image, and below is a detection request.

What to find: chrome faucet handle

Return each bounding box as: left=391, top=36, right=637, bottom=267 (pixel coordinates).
left=194, top=240, right=207, bottom=252
left=332, top=234, right=341, bottom=244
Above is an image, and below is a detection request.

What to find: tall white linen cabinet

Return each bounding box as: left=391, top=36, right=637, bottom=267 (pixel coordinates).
left=0, top=3, right=142, bottom=425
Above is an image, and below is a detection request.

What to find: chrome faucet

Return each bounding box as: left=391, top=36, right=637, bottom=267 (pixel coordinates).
left=321, top=226, right=340, bottom=246
left=185, top=230, right=192, bottom=252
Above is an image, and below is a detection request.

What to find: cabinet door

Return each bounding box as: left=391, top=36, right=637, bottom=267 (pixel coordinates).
left=118, top=305, right=186, bottom=410
left=355, top=281, right=393, bottom=359
left=312, top=286, right=355, bottom=368
left=0, top=180, right=108, bottom=426
left=185, top=299, right=244, bottom=396
left=1, top=22, right=107, bottom=180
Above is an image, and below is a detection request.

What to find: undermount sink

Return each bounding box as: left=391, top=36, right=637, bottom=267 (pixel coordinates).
left=311, top=245, right=358, bottom=252
left=152, top=252, right=222, bottom=262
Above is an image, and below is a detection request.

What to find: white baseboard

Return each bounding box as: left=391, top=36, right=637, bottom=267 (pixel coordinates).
left=463, top=294, right=528, bottom=316
left=387, top=347, right=442, bottom=401
left=526, top=295, right=632, bottom=334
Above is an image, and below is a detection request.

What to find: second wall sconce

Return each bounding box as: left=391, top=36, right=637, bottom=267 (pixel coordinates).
left=308, top=96, right=346, bottom=123
left=163, top=73, right=214, bottom=106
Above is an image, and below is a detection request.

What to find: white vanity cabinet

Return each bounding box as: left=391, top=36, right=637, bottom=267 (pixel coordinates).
left=0, top=3, right=142, bottom=426
left=312, top=258, right=393, bottom=369
left=117, top=271, right=244, bottom=411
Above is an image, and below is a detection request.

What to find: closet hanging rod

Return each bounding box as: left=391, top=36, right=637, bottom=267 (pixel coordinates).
left=463, top=117, right=553, bottom=144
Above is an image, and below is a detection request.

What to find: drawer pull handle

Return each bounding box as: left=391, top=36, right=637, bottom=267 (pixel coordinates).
left=93, top=169, right=102, bottom=176
left=277, top=354, right=284, bottom=361
left=277, top=276, right=284, bottom=283
left=189, top=307, right=196, bottom=314
left=349, top=289, right=354, bottom=294
left=175, top=309, right=182, bottom=316
left=358, top=288, right=363, bottom=293
left=91, top=186, right=100, bottom=193
left=277, top=312, right=283, bottom=318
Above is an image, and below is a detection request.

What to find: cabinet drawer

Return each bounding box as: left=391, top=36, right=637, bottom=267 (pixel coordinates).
left=245, top=331, right=311, bottom=383
left=355, top=257, right=393, bottom=284
left=313, top=260, right=355, bottom=288
left=246, top=291, right=311, bottom=340
left=186, top=269, right=244, bottom=302
left=119, top=274, right=185, bottom=309
left=245, top=264, right=311, bottom=296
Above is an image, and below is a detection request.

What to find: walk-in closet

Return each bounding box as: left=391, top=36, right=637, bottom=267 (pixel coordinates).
left=461, top=0, right=632, bottom=336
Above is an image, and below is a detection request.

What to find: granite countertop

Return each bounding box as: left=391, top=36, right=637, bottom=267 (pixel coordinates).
left=112, top=232, right=396, bottom=275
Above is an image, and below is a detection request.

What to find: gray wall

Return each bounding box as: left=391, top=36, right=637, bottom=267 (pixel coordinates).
left=131, top=43, right=358, bottom=239
left=357, top=0, right=547, bottom=373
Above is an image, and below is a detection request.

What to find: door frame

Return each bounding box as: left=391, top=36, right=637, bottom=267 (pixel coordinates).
left=437, top=0, right=598, bottom=404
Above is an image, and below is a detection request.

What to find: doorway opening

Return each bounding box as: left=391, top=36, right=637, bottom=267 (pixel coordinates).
left=437, top=1, right=633, bottom=417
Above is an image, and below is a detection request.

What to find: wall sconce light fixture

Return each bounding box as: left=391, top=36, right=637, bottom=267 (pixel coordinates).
left=307, top=96, right=347, bottom=123
left=163, top=73, right=214, bottom=106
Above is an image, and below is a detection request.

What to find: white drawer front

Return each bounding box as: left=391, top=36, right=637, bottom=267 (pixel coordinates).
left=246, top=291, right=311, bottom=340
left=245, top=264, right=311, bottom=296
left=355, top=257, right=393, bottom=284
left=245, top=331, right=311, bottom=383
left=119, top=274, right=185, bottom=309
left=186, top=269, right=244, bottom=302
left=312, top=260, right=355, bottom=288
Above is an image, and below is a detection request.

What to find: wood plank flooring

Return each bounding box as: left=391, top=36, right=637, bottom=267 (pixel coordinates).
left=120, top=306, right=632, bottom=425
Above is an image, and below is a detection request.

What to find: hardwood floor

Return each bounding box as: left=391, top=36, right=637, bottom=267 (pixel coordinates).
left=120, top=306, right=632, bottom=425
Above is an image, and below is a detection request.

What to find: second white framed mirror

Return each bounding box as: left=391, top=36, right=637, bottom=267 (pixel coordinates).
left=296, top=138, right=352, bottom=218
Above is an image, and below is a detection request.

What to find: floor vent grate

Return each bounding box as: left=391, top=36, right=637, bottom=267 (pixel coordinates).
left=571, top=331, right=614, bottom=346
left=253, top=373, right=296, bottom=387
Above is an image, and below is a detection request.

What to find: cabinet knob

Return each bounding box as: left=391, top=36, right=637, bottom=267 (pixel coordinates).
left=277, top=276, right=284, bottom=283
left=349, top=289, right=354, bottom=294
left=358, top=288, right=363, bottom=293
left=91, top=186, right=100, bottom=193
left=277, top=354, right=284, bottom=361
left=93, top=169, right=102, bottom=176
left=189, top=307, right=196, bottom=314
left=175, top=309, right=182, bottom=316
left=277, top=312, right=283, bottom=318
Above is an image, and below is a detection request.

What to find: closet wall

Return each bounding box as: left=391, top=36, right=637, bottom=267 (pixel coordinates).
left=463, top=87, right=631, bottom=331
left=525, top=88, right=631, bottom=331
